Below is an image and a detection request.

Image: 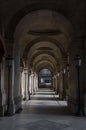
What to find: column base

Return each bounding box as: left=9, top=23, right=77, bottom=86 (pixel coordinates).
left=68, top=97, right=78, bottom=114
left=83, top=107, right=86, bottom=116
left=14, top=96, right=22, bottom=113
left=59, top=91, right=64, bottom=100
left=0, top=105, right=4, bottom=116
left=84, top=94, right=86, bottom=116
left=6, top=101, right=15, bottom=116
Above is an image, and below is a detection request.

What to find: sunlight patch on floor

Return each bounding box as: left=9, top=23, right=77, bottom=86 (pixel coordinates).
left=22, top=100, right=67, bottom=107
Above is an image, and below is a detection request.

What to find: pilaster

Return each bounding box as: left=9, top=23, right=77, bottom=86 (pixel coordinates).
left=58, top=71, right=64, bottom=100
left=0, top=64, right=4, bottom=116
left=68, top=35, right=85, bottom=115
left=0, top=58, right=7, bottom=116
left=21, top=68, right=29, bottom=100
left=31, top=73, right=35, bottom=95
left=14, top=56, right=22, bottom=112
left=5, top=56, right=15, bottom=116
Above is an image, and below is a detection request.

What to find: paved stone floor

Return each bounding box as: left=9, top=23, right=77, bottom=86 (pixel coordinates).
left=0, top=88, right=86, bottom=130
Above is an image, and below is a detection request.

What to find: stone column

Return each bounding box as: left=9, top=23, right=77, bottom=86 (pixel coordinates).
left=55, top=76, right=57, bottom=91
left=53, top=75, right=57, bottom=93
left=58, top=71, right=63, bottom=100
left=14, top=56, right=22, bottom=112
left=51, top=74, right=53, bottom=90
left=0, top=58, right=6, bottom=116
left=55, top=75, right=58, bottom=94
left=83, top=37, right=86, bottom=115
left=33, top=73, right=38, bottom=93
left=6, top=56, right=15, bottom=116
left=23, top=68, right=29, bottom=100
left=52, top=76, right=54, bottom=91
left=0, top=63, right=3, bottom=116
left=56, top=75, right=58, bottom=93
left=25, top=71, right=28, bottom=99
left=33, top=73, right=35, bottom=94
left=29, top=74, right=32, bottom=94
left=68, top=35, right=85, bottom=115
left=31, top=73, right=35, bottom=95
left=20, top=67, right=23, bottom=100
left=28, top=70, right=31, bottom=100
left=62, top=69, right=66, bottom=100
left=56, top=72, right=60, bottom=95
left=36, top=74, right=38, bottom=91
left=52, top=76, right=55, bottom=91
left=21, top=70, right=24, bottom=99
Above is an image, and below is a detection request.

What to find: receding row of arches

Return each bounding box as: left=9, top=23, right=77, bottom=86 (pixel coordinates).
left=0, top=1, right=86, bottom=117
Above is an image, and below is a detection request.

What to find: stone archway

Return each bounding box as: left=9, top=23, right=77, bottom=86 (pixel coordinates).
left=3, top=3, right=86, bottom=115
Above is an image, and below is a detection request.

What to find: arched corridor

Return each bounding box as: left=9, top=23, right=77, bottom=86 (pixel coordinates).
left=0, top=0, right=86, bottom=129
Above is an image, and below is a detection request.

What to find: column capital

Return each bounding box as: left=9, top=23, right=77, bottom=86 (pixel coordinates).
left=24, top=67, right=28, bottom=74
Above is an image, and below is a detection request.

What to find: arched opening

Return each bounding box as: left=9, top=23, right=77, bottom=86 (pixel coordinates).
left=12, top=9, right=72, bottom=116
left=38, top=68, right=52, bottom=89
left=4, top=7, right=83, bottom=117
left=0, top=1, right=86, bottom=129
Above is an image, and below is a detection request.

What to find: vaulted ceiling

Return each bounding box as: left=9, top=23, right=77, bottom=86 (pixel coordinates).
left=0, top=0, right=86, bottom=73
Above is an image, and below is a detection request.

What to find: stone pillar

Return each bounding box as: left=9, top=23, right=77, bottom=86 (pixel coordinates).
left=68, top=35, right=85, bottom=115
left=23, top=68, right=29, bottom=100
left=26, top=71, right=28, bottom=99
left=28, top=70, right=31, bottom=100
left=82, top=58, right=86, bottom=115
left=52, top=75, right=56, bottom=91
left=20, top=67, right=23, bottom=100
left=33, top=73, right=35, bottom=94
left=82, top=37, right=86, bottom=115
left=58, top=71, right=63, bottom=100
left=56, top=72, right=60, bottom=95
left=6, top=56, right=15, bottom=116
left=0, top=63, right=3, bottom=116
left=14, top=56, right=22, bottom=112
left=21, top=70, right=24, bottom=99
left=0, top=58, right=6, bottom=116
left=52, top=76, right=55, bottom=91
left=53, top=75, right=57, bottom=93
left=36, top=74, right=38, bottom=91
left=56, top=75, right=58, bottom=93
left=62, top=69, right=67, bottom=100
left=51, top=75, right=53, bottom=90
left=31, top=74, right=33, bottom=94
left=55, top=75, right=58, bottom=94
left=33, top=73, right=38, bottom=92
left=31, top=73, right=35, bottom=95
left=29, top=74, right=32, bottom=94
